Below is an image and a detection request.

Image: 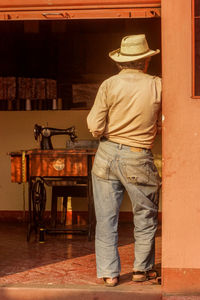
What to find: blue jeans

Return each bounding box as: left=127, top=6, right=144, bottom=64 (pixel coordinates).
left=91, top=139, right=161, bottom=279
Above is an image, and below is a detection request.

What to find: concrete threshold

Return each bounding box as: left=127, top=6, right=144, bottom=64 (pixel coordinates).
left=0, top=284, right=162, bottom=300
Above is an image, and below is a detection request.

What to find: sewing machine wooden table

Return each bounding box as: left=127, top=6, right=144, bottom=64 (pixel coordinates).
left=9, top=148, right=96, bottom=241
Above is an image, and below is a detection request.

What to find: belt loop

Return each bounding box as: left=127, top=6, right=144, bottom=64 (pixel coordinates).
left=119, top=143, right=122, bottom=150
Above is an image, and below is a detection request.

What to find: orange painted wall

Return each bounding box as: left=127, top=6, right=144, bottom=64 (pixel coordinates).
left=162, top=0, right=200, bottom=293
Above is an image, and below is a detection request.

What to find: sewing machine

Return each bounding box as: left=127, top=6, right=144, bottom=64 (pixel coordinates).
left=9, top=124, right=97, bottom=242
left=34, top=124, right=77, bottom=150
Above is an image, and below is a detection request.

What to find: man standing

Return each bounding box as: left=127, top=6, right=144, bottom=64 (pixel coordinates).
left=87, top=34, right=161, bottom=287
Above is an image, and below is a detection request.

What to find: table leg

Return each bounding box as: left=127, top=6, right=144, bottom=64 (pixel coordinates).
left=51, top=187, right=58, bottom=228
left=27, top=178, right=38, bottom=241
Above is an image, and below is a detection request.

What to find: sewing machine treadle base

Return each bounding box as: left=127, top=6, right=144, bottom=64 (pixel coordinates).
left=9, top=149, right=96, bottom=241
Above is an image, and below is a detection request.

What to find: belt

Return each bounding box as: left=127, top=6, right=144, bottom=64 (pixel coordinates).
left=101, top=137, right=148, bottom=152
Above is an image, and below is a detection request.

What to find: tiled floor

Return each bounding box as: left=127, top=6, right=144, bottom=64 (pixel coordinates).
left=0, top=222, right=161, bottom=299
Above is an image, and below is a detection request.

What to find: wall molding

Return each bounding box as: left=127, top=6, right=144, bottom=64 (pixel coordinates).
left=0, top=210, right=162, bottom=224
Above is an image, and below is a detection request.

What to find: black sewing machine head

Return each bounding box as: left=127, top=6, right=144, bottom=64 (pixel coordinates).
left=34, top=124, right=77, bottom=150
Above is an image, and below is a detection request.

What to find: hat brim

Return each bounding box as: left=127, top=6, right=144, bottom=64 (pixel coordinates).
left=109, top=48, right=160, bottom=62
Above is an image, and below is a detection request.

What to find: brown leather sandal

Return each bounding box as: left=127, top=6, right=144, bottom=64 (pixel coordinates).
left=103, top=276, right=119, bottom=287
left=147, top=269, right=158, bottom=280
left=132, top=270, right=158, bottom=282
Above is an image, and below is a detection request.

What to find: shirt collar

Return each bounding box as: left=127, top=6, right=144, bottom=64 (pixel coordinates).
left=119, top=69, right=144, bottom=74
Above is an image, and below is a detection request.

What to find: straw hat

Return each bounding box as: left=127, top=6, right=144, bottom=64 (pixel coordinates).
left=109, top=34, right=160, bottom=63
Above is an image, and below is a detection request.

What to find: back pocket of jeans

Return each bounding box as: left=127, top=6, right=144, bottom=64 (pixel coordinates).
left=126, top=164, right=149, bottom=185
left=92, top=154, right=110, bottom=180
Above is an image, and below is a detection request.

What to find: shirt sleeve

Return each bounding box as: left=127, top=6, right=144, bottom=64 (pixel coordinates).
left=155, top=77, right=162, bottom=133
left=154, top=76, right=162, bottom=103
left=87, top=81, right=108, bottom=138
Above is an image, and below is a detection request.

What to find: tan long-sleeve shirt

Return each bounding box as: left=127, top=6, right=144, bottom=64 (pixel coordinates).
left=87, top=69, right=162, bottom=149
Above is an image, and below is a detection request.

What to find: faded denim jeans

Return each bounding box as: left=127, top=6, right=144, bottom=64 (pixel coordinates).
left=91, top=139, right=161, bottom=279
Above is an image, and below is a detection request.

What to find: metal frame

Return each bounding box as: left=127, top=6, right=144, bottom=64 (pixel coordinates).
left=27, top=173, right=94, bottom=242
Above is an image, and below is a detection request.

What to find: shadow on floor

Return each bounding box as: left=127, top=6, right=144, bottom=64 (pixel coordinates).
left=0, top=222, right=161, bottom=287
